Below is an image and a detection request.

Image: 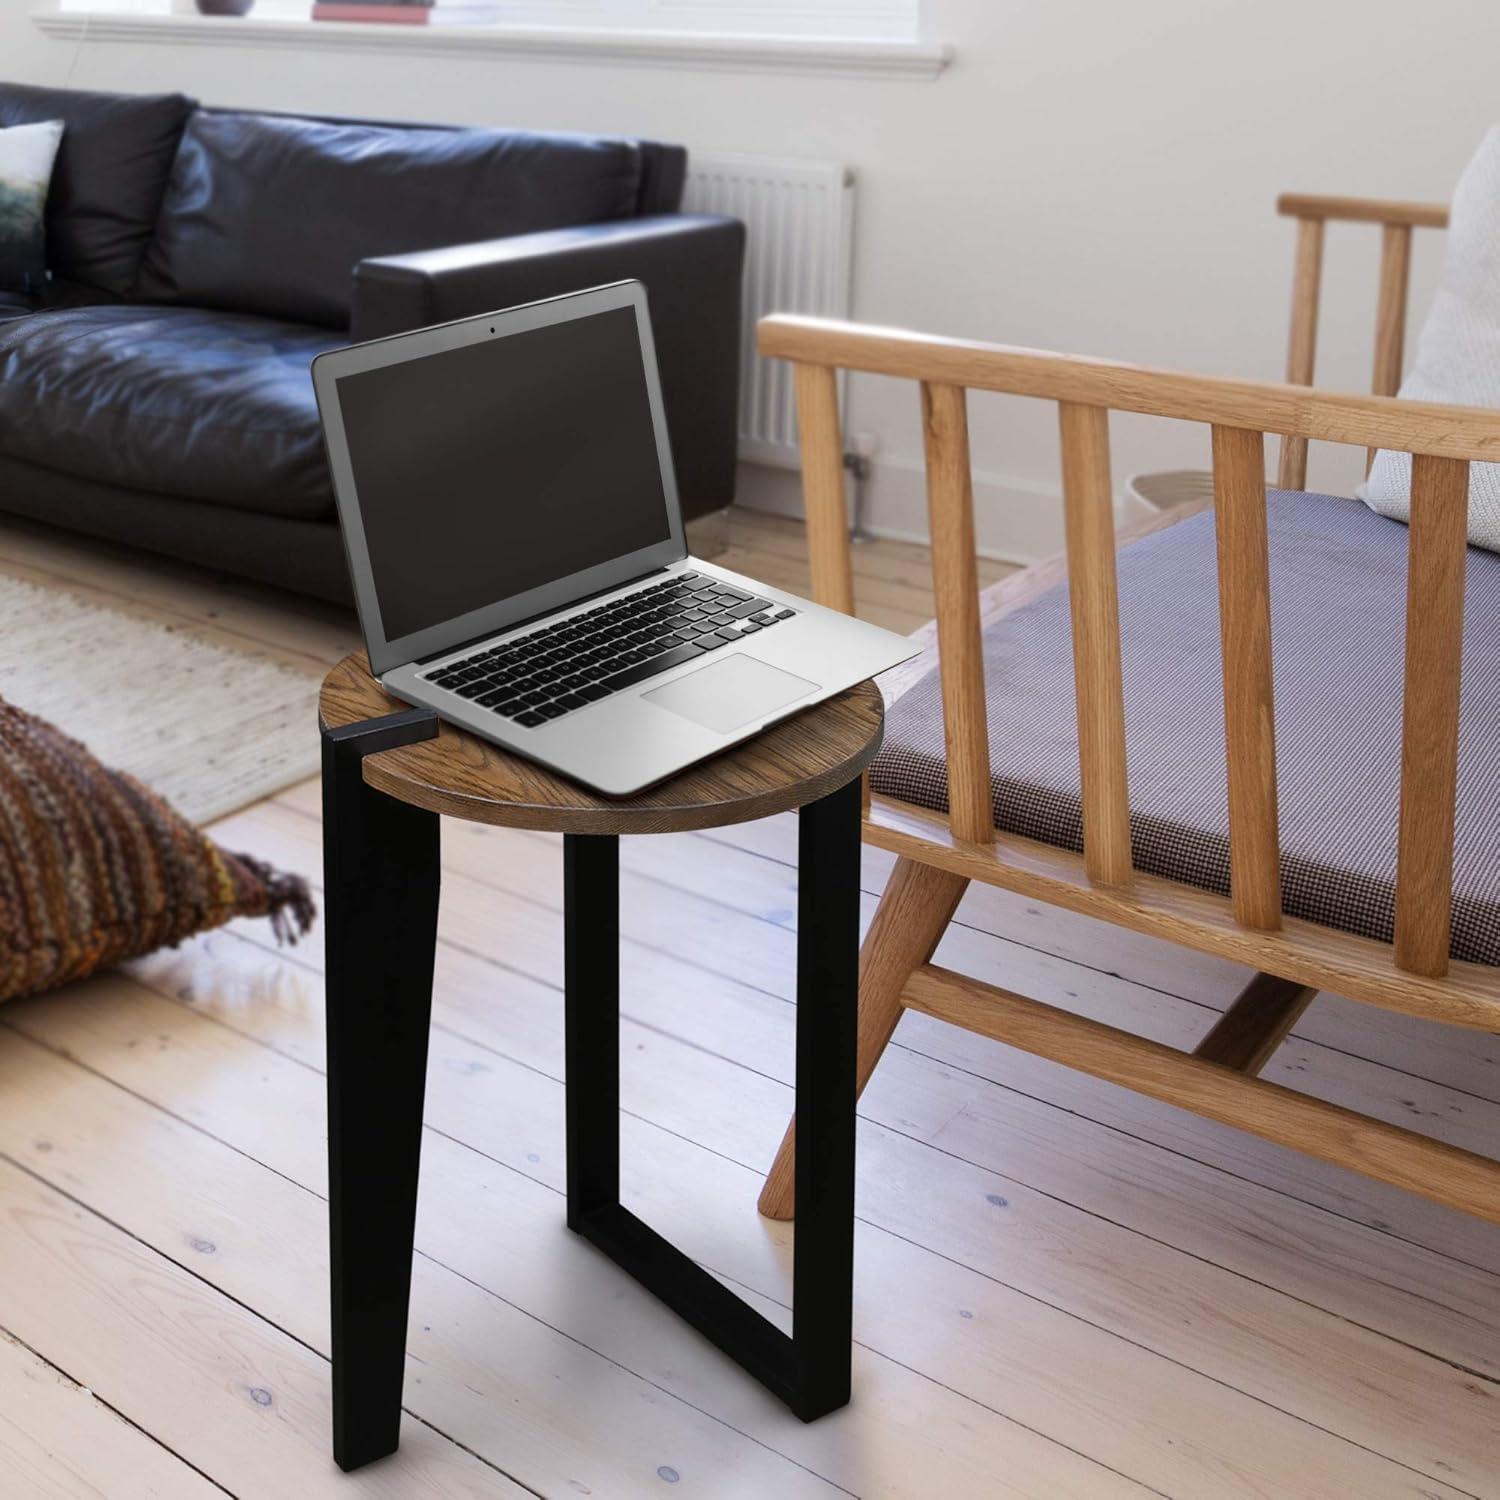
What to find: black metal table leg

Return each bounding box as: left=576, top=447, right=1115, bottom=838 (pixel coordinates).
left=565, top=833, right=621, bottom=1230
left=787, top=774, right=862, bottom=1412
left=322, top=709, right=441, bottom=1472
left=564, top=774, right=863, bottom=1420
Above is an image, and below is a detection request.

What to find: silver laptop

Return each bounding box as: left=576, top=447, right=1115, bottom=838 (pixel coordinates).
left=312, top=281, right=917, bottom=797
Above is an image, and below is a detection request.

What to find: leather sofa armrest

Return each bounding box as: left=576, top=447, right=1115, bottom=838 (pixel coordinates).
left=352, top=214, right=746, bottom=516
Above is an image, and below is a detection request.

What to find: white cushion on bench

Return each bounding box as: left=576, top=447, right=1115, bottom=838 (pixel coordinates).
left=1365, top=125, right=1500, bottom=552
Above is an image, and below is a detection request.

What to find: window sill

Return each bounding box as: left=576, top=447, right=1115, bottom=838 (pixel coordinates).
left=31, top=7, right=952, bottom=78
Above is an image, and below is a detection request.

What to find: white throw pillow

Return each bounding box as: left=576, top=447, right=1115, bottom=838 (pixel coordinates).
left=1364, top=125, right=1500, bottom=552
left=0, top=118, right=63, bottom=297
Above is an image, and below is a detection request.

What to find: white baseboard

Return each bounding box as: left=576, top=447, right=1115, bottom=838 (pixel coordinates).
left=734, top=458, right=1157, bottom=566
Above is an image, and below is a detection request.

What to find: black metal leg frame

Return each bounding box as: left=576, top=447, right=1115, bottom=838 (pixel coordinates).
left=323, top=709, right=442, bottom=1473
left=323, top=711, right=861, bottom=1472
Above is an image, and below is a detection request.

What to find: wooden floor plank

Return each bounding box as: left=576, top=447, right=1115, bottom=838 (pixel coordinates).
left=111, top=850, right=1500, bottom=1491
left=140, top=911, right=1500, bottom=1392
left=257, top=791, right=1500, bottom=1273
left=0, top=1328, right=224, bottom=1500
left=7, top=978, right=1475, bottom=1499
left=0, top=1020, right=867, bottom=1500
left=1, top=983, right=1142, bottom=1500
left=226, top=796, right=1500, bottom=1326
left=0, top=1147, right=526, bottom=1499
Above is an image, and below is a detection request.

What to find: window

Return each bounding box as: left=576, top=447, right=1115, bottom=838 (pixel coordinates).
left=41, top=0, right=947, bottom=77
left=55, top=0, right=920, bottom=40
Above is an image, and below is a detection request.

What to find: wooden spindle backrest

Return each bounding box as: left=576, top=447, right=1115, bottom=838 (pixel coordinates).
left=1211, top=425, right=1282, bottom=930
left=792, top=363, right=857, bottom=616
left=1395, top=454, right=1470, bottom=975
left=1273, top=194, right=1449, bottom=489
left=920, top=382, right=993, bottom=843
left=762, top=314, right=1490, bottom=977
left=1057, top=401, right=1131, bottom=886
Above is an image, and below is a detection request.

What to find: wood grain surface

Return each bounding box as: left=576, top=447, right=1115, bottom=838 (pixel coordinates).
left=1275, top=193, right=1450, bottom=229
left=1058, top=400, right=1131, bottom=887
left=1394, top=454, right=1471, bottom=977
left=863, top=793, right=1500, bottom=1031
left=1211, top=424, right=1283, bottom=931
left=759, top=315, right=1500, bottom=461
left=1276, top=215, right=1325, bottom=490
left=903, top=962, right=1500, bottom=1225
left=919, top=381, right=994, bottom=844
left=319, top=652, right=884, bottom=834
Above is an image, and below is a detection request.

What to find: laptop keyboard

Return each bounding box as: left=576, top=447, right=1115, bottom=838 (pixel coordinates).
left=420, top=573, right=798, bottom=729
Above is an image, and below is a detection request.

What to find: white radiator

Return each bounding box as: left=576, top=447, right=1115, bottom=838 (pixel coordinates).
left=682, top=154, right=856, bottom=468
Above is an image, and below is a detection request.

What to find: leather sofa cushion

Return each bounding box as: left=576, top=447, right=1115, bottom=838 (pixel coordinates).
left=0, top=82, right=194, bottom=296
left=0, top=305, right=341, bottom=520
left=137, top=110, right=645, bottom=328
left=0, top=279, right=119, bottom=326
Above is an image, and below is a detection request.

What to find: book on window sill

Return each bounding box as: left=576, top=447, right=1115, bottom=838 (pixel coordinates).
left=312, top=3, right=429, bottom=21
left=312, top=1, right=505, bottom=22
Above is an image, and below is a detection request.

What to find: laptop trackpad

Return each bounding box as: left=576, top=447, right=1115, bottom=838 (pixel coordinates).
left=643, top=654, right=819, bottom=734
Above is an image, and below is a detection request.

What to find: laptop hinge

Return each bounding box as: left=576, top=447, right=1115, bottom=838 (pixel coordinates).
left=413, top=566, right=674, bottom=666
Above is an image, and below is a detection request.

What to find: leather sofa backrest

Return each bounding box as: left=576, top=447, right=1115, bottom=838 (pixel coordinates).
left=239, top=104, right=687, bottom=219
left=0, top=81, right=195, bottom=297
left=136, top=109, right=647, bottom=328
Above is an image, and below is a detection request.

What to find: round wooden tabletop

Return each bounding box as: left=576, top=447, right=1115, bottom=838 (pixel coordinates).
left=319, top=652, right=884, bottom=835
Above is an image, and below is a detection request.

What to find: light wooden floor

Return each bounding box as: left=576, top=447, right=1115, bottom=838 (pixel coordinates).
left=0, top=507, right=1497, bottom=1499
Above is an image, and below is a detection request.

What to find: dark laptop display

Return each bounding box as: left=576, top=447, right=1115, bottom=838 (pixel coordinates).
left=336, top=305, right=672, bottom=642
left=312, top=281, right=916, bottom=796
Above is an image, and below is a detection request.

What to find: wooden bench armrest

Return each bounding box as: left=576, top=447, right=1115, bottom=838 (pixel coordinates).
left=1275, top=190, right=1450, bottom=487
left=1277, top=193, right=1449, bottom=230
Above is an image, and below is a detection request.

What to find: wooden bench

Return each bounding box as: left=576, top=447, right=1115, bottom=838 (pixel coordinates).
left=755, top=192, right=1500, bottom=1228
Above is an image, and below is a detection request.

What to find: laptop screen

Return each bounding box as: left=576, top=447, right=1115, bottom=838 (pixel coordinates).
left=335, top=304, right=672, bottom=644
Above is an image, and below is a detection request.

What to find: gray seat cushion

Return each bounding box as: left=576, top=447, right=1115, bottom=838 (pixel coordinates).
left=871, top=490, right=1500, bottom=965
left=0, top=304, right=341, bottom=519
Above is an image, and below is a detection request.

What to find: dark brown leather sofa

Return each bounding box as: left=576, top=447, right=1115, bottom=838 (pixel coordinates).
left=0, top=82, right=744, bottom=602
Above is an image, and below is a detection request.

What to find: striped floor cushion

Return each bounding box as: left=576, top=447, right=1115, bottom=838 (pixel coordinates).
left=869, top=489, right=1500, bottom=966
left=0, top=696, right=314, bottom=1003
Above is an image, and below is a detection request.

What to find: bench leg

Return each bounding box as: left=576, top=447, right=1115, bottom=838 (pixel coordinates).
left=758, top=856, right=969, bottom=1222
left=322, top=709, right=441, bottom=1472
left=565, top=775, right=864, bottom=1419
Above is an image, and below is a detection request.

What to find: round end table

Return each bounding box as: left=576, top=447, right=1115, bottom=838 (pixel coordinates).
left=319, top=650, right=883, bottom=833
left=318, top=653, right=883, bottom=1471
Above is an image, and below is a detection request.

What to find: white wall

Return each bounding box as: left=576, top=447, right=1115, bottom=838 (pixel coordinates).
left=7, top=1, right=1498, bottom=558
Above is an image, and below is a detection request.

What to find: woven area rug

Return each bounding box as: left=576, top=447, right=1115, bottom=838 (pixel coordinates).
left=0, top=571, right=324, bottom=825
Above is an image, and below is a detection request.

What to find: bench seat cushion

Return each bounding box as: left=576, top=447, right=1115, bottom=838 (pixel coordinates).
left=0, top=304, right=340, bottom=519
left=870, top=490, right=1500, bottom=966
